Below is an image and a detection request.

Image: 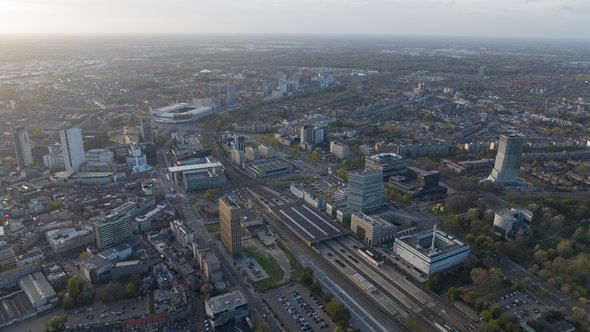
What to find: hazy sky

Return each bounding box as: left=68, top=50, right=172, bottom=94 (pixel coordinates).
left=0, top=0, right=589, bottom=39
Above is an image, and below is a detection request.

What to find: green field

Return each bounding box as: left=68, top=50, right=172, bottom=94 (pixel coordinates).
left=204, top=223, right=220, bottom=232
left=243, top=246, right=285, bottom=290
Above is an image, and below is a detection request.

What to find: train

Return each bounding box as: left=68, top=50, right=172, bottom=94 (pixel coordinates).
left=352, top=272, right=378, bottom=293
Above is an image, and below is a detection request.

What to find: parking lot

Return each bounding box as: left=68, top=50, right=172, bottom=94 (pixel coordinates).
left=238, top=256, right=269, bottom=282
left=264, top=284, right=334, bottom=332
left=64, top=297, right=151, bottom=330
left=492, top=290, right=543, bottom=323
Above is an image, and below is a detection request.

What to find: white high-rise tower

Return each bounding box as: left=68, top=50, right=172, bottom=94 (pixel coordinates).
left=488, top=135, right=524, bottom=184
left=12, top=126, right=34, bottom=170
left=60, top=128, right=85, bottom=172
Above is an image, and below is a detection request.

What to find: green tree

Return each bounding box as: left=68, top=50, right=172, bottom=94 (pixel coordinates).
left=310, top=148, right=322, bottom=165
left=124, top=282, right=137, bottom=298
left=67, top=277, right=81, bottom=299
left=470, top=268, right=489, bottom=286
left=326, top=300, right=350, bottom=327
left=203, top=188, right=219, bottom=202
left=79, top=251, right=89, bottom=260
left=62, top=295, right=75, bottom=309
left=301, top=268, right=313, bottom=285
left=45, top=315, right=67, bottom=332
left=47, top=200, right=63, bottom=212
left=310, top=282, right=323, bottom=297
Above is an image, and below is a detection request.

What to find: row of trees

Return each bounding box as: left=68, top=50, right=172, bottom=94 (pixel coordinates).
left=97, top=282, right=139, bottom=303
left=529, top=240, right=590, bottom=302
left=299, top=268, right=350, bottom=328
left=63, top=277, right=93, bottom=309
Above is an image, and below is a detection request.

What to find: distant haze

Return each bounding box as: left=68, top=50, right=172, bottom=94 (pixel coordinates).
left=0, top=0, right=589, bottom=39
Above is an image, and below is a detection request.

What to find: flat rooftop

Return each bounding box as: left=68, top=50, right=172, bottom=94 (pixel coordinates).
left=398, top=230, right=468, bottom=258
left=167, top=162, right=222, bottom=173
left=0, top=291, right=34, bottom=326
left=276, top=202, right=348, bottom=245
left=206, top=291, right=247, bottom=314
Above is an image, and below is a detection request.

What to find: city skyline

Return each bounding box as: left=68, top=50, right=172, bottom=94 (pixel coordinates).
left=0, top=0, right=589, bottom=39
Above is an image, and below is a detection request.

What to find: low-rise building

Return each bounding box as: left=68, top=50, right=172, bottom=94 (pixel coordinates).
left=493, top=208, right=533, bottom=238
left=170, top=220, right=195, bottom=248
left=330, top=141, right=351, bottom=160
left=135, top=204, right=168, bottom=233
left=18, top=272, right=58, bottom=312
left=205, top=291, right=249, bottom=330
left=46, top=227, right=95, bottom=255
left=80, top=255, right=112, bottom=284
left=98, top=243, right=132, bottom=262
left=393, top=226, right=470, bottom=275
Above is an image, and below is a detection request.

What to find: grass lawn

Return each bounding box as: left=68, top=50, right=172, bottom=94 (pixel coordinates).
left=400, top=317, right=427, bottom=332
left=204, top=223, right=220, bottom=232
left=243, top=246, right=285, bottom=290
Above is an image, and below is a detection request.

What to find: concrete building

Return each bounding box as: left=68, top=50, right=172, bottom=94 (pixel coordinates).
left=94, top=212, right=134, bottom=250
left=43, top=143, right=65, bottom=170
left=350, top=212, right=415, bottom=245
left=205, top=291, right=249, bottom=330
left=16, top=247, right=44, bottom=267
left=231, top=149, right=244, bottom=166
left=80, top=255, right=112, bottom=284
left=243, top=158, right=293, bottom=178
left=135, top=204, right=168, bottom=233
left=46, top=227, right=95, bottom=255
left=127, top=143, right=151, bottom=174
left=245, top=146, right=259, bottom=161
left=393, top=226, right=470, bottom=275
left=365, top=153, right=409, bottom=180
left=85, top=149, right=115, bottom=164
left=140, top=117, right=153, bottom=143
left=182, top=167, right=226, bottom=191
left=0, top=241, right=17, bottom=273
left=330, top=141, right=351, bottom=160
left=488, top=135, right=524, bottom=184
left=60, top=128, right=86, bottom=172
left=111, top=260, right=148, bottom=282
left=192, top=242, right=223, bottom=283
left=220, top=196, right=241, bottom=259
left=258, top=144, right=274, bottom=159
left=12, top=126, right=34, bottom=171
left=98, top=243, right=133, bottom=262
left=18, top=272, right=58, bottom=312
left=170, top=220, right=195, bottom=248
left=493, top=208, right=533, bottom=238
left=347, top=171, right=385, bottom=213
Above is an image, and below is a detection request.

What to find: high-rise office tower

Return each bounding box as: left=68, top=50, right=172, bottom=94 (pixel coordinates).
left=347, top=170, right=385, bottom=213
left=60, top=128, right=85, bottom=172
left=488, top=135, right=524, bottom=184
left=219, top=196, right=241, bottom=259
left=12, top=126, right=34, bottom=170
left=140, top=117, right=153, bottom=143
left=0, top=241, right=17, bottom=273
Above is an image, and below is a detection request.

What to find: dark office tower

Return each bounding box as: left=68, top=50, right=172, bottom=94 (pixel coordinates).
left=140, top=117, right=153, bottom=143
left=12, top=126, right=34, bottom=170
left=220, top=196, right=241, bottom=259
